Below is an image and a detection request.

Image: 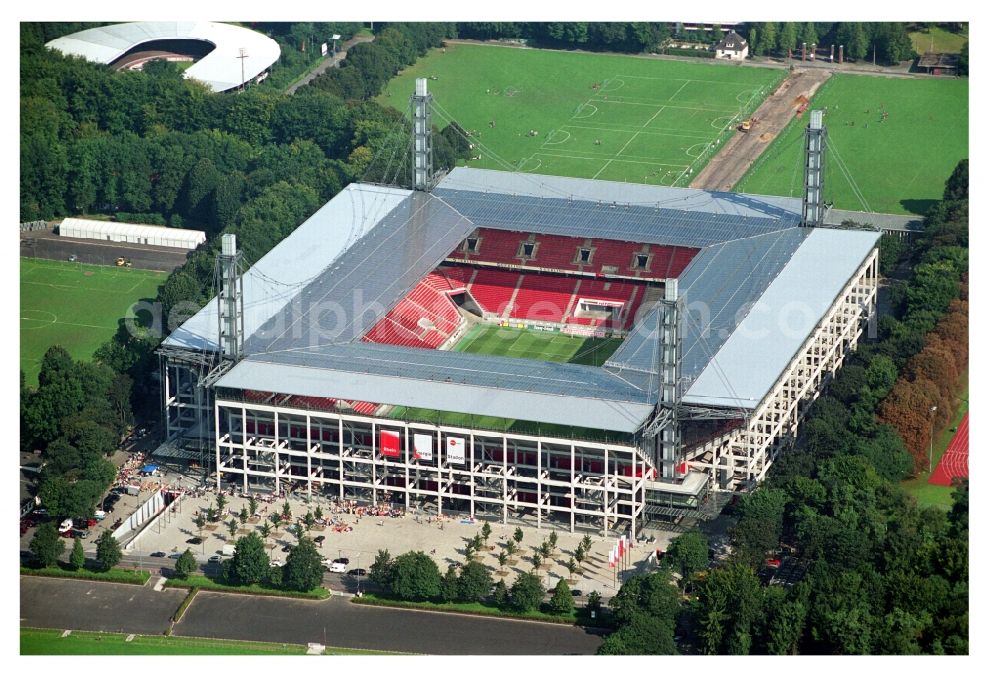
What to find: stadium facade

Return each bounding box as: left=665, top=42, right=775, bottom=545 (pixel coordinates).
left=157, top=92, right=879, bottom=537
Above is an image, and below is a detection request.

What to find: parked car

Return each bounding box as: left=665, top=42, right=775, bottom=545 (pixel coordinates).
left=68, top=254, right=77, bottom=262
left=571, top=589, right=583, bottom=597
left=186, top=537, right=203, bottom=545
left=93, top=510, right=106, bottom=520
left=333, top=557, right=349, bottom=565
left=313, top=535, right=326, bottom=544
left=326, top=562, right=347, bottom=573
left=150, top=551, right=166, bottom=558
left=347, top=568, right=367, bottom=577
left=281, top=545, right=291, bottom=553
left=168, top=553, right=183, bottom=559
left=208, top=555, right=222, bottom=563
left=270, top=560, right=283, bottom=568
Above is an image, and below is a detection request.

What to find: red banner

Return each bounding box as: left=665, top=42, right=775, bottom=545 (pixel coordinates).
left=380, top=429, right=401, bottom=457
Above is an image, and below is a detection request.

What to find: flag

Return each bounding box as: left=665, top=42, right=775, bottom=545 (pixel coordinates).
left=618, top=535, right=626, bottom=560
left=608, top=548, right=614, bottom=569
left=446, top=436, right=465, bottom=464
left=380, top=429, right=400, bottom=458
left=413, top=434, right=433, bottom=462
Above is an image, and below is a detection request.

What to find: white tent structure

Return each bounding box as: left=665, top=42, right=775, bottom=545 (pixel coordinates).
left=45, top=22, right=280, bottom=93
left=59, top=218, right=206, bottom=250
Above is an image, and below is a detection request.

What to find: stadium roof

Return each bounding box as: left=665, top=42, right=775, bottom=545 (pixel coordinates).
left=45, top=22, right=280, bottom=93
left=163, top=183, right=411, bottom=352
left=216, top=343, right=656, bottom=433
left=165, top=168, right=879, bottom=432
left=60, top=218, right=206, bottom=250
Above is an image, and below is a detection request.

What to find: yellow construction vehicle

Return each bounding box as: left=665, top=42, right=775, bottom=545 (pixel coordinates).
left=737, top=117, right=757, bottom=132
left=115, top=257, right=133, bottom=267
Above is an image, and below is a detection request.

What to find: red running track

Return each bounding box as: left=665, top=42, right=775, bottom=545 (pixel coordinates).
left=929, top=412, right=969, bottom=486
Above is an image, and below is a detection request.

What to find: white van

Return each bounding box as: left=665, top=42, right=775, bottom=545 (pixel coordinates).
left=327, top=562, right=347, bottom=573
left=221, top=544, right=236, bottom=556
left=58, top=518, right=73, bottom=533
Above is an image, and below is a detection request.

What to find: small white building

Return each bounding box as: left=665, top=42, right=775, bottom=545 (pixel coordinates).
left=59, top=218, right=206, bottom=250
left=714, top=31, right=749, bottom=60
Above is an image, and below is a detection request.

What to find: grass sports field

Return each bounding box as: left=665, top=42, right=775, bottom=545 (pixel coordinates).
left=19, top=628, right=393, bottom=655
left=389, top=324, right=626, bottom=439
left=736, top=74, right=968, bottom=215
left=381, top=44, right=784, bottom=186
left=20, top=258, right=166, bottom=386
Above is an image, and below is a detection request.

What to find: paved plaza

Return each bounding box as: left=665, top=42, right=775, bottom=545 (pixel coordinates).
left=133, top=483, right=675, bottom=598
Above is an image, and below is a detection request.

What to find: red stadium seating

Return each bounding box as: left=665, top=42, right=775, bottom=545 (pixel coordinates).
left=362, top=276, right=463, bottom=349
left=467, top=268, right=521, bottom=315
left=511, top=275, right=578, bottom=323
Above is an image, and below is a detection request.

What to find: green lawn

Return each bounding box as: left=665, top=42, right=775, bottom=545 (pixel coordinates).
left=389, top=323, right=629, bottom=442
left=20, top=257, right=166, bottom=386
left=20, top=628, right=394, bottom=655
left=900, top=372, right=969, bottom=509
left=909, top=26, right=968, bottom=55
left=381, top=44, right=784, bottom=186
left=736, top=74, right=968, bottom=215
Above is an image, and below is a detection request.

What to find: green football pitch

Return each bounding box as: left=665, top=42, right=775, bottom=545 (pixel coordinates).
left=389, top=324, right=627, bottom=439
left=20, top=258, right=166, bottom=386
left=381, top=44, right=785, bottom=186
left=19, top=628, right=393, bottom=655
left=736, top=74, right=968, bottom=215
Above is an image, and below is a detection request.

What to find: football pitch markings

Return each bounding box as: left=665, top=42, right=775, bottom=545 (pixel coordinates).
left=521, top=74, right=763, bottom=187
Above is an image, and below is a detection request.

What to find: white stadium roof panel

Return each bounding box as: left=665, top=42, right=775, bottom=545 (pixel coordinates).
left=682, top=228, right=880, bottom=409
left=163, top=183, right=411, bottom=352
left=45, top=22, right=280, bottom=92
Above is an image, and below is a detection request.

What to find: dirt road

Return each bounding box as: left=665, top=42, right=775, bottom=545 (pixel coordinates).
left=285, top=34, right=375, bottom=95
left=689, top=69, right=831, bottom=192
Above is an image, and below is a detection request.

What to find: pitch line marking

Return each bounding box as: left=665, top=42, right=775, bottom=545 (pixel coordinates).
left=561, top=124, right=716, bottom=140
left=667, top=80, right=690, bottom=102
left=614, top=74, right=766, bottom=87
left=531, top=151, right=689, bottom=170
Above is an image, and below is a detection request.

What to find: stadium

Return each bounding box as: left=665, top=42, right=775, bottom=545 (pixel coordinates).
left=45, top=22, right=280, bottom=93
left=156, top=80, right=879, bottom=538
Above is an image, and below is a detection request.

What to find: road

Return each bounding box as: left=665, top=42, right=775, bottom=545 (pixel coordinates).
left=689, top=68, right=830, bottom=192
left=20, top=228, right=190, bottom=273
left=20, top=576, right=604, bottom=655
left=285, top=35, right=375, bottom=95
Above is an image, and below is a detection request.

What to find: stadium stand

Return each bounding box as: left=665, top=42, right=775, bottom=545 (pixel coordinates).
left=512, top=274, right=579, bottom=323
left=466, top=268, right=521, bottom=315
left=361, top=277, right=463, bottom=350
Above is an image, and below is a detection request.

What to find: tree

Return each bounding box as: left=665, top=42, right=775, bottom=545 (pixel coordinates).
left=566, top=558, right=578, bottom=580
left=463, top=541, right=477, bottom=564
left=513, top=527, right=524, bottom=549
left=369, top=548, right=394, bottom=586
left=472, top=534, right=484, bottom=552
left=248, top=495, right=258, bottom=517
left=547, top=531, right=558, bottom=550
left=504, top=539, right=517, bottom=557
left=493, top=579, right=509, bottom=608
left=231, top=532, right=269, bottom=586
left=587, top=590, right=602, bottom=612
left=175, top=549, right=197, bottom=578
left=480, top=522, right=491, bottom=542
left=291, top=523, right=304, bottom=541
left=283, top=538, right=324, bottom=592
left=662, top=530, right=709, bottom=589
left=269, top=512, right=282, bottom=529
left=757, top=22, right=777, bottom=56
left=730, top=488, right=788, bottom=566
left=314, top=505, right=323, bottom=521
left=260, top=521, right=272, bottom=540
left=457, top=560, right=492, bottom=602
left=282, top=501, right=292, bottom=520
left=95, top=530, right=122, bottom=571
left=239, top=507, right=249, bottom=526
left=302, top=511, right=315, bottom=530
left=508, top=572, right=545, bottom=613
left=497, top=550, right=509, bottom=574
left=216, top=493, right=227, bottom=514
left=574, top=543, right=586, bottom=565
left=531, top=553, right=542, bottom=573
left=29, top=524, right=65, bottom=568
left=440, top=566, right=460, bottom=602
left=70, top=537, right=86, bottom=570
left=206, top=507, right=219, bottom=523
left=581, top=534, right=593, bottom=553
left=598, top=611, right=679, bottom=655
left=227, top=518, right=239, bottom=539
left=391, top=551, right=441, bottom=601
left=944, top=159, right=969, bottom=201
left=550, top=578, right=574, bottom=615
left=778, top=22, right=799, bottom=55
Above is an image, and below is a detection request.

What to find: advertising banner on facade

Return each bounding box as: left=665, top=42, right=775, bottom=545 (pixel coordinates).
left=446, top=436, right=465, bottom=464
left=380, top=429, right=401, bottom=458
left=413, top=433, right=434, bottom=462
